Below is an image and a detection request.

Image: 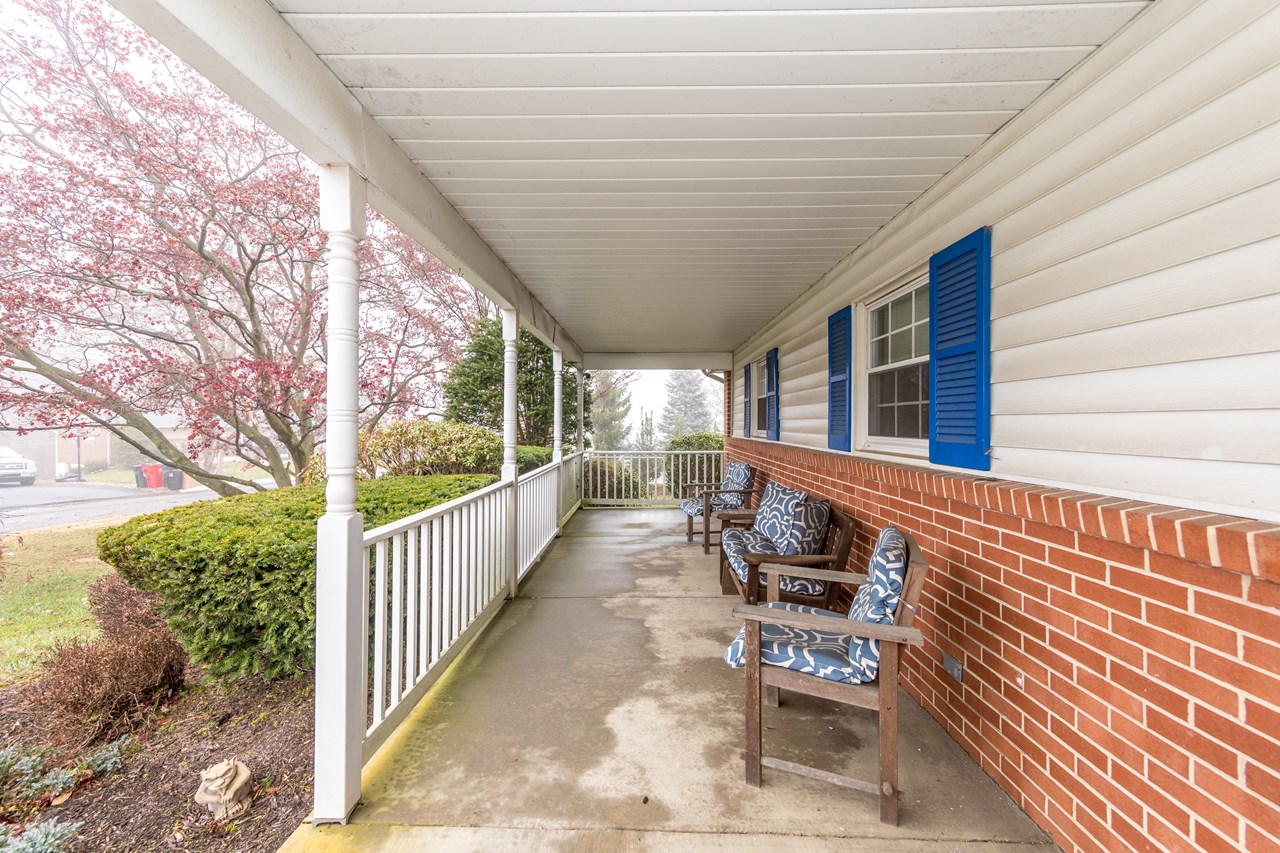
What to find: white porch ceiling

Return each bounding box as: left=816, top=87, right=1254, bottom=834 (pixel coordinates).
left=154, top=1, right=1153, bottom=357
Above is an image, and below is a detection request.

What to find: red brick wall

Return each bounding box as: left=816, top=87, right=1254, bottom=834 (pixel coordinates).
left=726, top=437, right=1280, bottom=853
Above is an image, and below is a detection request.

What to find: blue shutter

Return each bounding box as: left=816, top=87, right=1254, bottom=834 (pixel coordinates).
left=743, top=364, right=751, bottom=437
left=765, top=347, right=780, bottom=441
left=827, top=306, right=852, bottom=451
left=929, top=227, right=992, bottom=470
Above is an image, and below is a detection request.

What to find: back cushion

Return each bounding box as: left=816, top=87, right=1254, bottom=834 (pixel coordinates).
left=775, top=499, right=831, bottom=556
left=845, top=525, right=909, bottom=681
left=719, top=461, right=752, bottom=509
left=752, top=481, right=806, bottom=545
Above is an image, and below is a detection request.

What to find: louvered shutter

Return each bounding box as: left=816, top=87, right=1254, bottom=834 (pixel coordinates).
left=929, top=227, right=992, bottom=470
left=765, top=348, right=779, bottom=441
left=743, top=364, right=751, bottom=437
left=827, top=306, right=852, bottom=451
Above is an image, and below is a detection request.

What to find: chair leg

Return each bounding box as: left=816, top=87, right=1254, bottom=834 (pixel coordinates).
left=765, top=684, right=780, bottom=708
left=720, top=555, right=737, bottom=596
left=878, top=647, right=900, bottom=825
left=686, top=513, right=694, bottom=543
left=702, top=514, right=712, bottom=555
left=745, top=623, right=762, bottom=787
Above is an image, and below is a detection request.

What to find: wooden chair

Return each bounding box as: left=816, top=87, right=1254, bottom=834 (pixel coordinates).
left=728, top=526, right=929, bottom=825
left=717, top=498, right=855, bottom=609
left=680, top=461, right=756, bottom=554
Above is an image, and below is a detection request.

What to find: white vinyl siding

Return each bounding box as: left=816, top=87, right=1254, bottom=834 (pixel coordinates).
left=733, top=0, right=1280, bottom=521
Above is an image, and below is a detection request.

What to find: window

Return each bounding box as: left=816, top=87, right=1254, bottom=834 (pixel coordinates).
left=753, top=358, right=768, bottom=437
left=867, top=279, right=929, bottom=446
left=746, top=350, right=779, bottom=440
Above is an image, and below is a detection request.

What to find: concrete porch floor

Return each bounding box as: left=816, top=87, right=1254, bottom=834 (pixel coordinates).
left=282, top=509, right=1057, bottom=852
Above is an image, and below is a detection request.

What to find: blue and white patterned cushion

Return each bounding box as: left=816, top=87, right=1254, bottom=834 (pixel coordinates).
left=774, top=499, right=831, bottom=556
left=717, top=461, right=752, bottom=510
left=679, top=495, right=735, bottom=517
left=724, top=602, right=865, bottom=684
left=751, top=481, right=806, bottom=544
left=723, top=527, right=825, bottom=597
left=723, top=528, right=778, bottom=582
left=725, top=525, right=911, bottom=685
left=845, top=525, right=909, bottom=682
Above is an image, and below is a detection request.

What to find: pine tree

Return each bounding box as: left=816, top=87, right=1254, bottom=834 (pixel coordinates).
left=657, top=371, right=717, bottom=443
left=589, top=370, right=635, bottom=450
left=634, top=408, right=657, bottom=450
left=443, top=318, right=588, bottom=447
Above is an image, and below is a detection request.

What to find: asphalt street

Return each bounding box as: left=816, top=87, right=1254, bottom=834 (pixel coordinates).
left=0, top=481, right=215, bottom=532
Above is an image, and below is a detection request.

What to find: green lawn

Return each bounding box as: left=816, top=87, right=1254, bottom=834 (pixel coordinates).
left=0, top=522, right=113, bottom=685
left=82, top=468, right=141, bottom=485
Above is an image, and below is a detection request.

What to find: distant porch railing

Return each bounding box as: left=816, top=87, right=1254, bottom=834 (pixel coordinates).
left=583, top=449, right=726, bottom=507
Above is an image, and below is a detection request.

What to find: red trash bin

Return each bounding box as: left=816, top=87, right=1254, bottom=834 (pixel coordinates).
left=140, top=463, right=163, bottom=488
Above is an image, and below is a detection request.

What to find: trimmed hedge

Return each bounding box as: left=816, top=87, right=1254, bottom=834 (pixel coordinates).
left=97, top=475, right=495, bottom=679
left=664, top=431, right=724, bottom=499
left=516, top=445, right=553, bottom=474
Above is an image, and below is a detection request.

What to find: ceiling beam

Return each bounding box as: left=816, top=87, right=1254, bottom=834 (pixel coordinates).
left=108, top=0, right=582, bottom=362
left=583, top=352, right=733, bottom=371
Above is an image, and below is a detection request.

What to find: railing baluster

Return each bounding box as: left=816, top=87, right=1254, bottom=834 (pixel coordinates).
left=417, top=523, right=428, bottom=679
left=391, top=532, right=404, bottom=703
left=432, top=517, right=444, bottom=665
left=372, top=539, right=388, bottom=724
left=406, top=526, right=418, bottom=685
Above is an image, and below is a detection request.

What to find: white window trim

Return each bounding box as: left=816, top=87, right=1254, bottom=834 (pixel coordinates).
left=858, top=275, right=929, bottom=458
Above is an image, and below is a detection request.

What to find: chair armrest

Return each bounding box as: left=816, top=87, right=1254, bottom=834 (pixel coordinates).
left=758, top=563, right=868, bottom=585
left=732, top=603, right=924, bottom=647
left=715, top=510, right=757, bottom=522
left=682, top=481, right=721, bottom=497
left=743, top=553, right=836, bottom=566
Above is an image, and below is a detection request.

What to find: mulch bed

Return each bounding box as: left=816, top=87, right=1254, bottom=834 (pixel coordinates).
left=0, top=671, right=314, bottom=852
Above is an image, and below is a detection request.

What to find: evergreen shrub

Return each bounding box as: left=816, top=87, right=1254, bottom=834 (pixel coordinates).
left=663, top=431, right=724, bottom=499
left=96, top=475, right=494, bottom=678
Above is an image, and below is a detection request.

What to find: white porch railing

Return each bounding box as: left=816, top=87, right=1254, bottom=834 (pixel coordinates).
left=583, top=450, right=726, bottom=507
left=560, top=450, right=584, bottom=524
left=517, top=460, right=560, bottom=580
left=361, top=478, right=510, bottom=762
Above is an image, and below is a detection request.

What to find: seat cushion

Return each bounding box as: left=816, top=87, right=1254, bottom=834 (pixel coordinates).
left=717, top=461, right=752, bottom=509
left=774, top=499, right=831, bottom=556
left=845, top=525, right=909, bottom=682
left=723, top=528, right=778, bottom=583
left=724, top=602, right=868, bottom=685
left=751, top=481, right=806, bottom=544
left=679, top=495, right=735, bottom=517
left=723, top=527, right=825, bottom=596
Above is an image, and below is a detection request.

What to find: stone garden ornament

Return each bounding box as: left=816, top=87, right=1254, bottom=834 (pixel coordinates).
left=194, top=758, right=252, bottom=820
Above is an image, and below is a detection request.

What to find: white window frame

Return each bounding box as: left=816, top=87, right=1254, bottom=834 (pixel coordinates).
left=753, top=357, right=769, bottom=439
left=859, top=274, right=929, bottom=457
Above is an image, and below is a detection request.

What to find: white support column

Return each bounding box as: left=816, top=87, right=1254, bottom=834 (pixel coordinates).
left=314, top=164, right=366, bottom=825
left=577, top=367, right=585, bottom=454
left=552, top=349, right=564, bottom=534
left=502, top=309, right=519, bottom=597
left=552, top=349, right=564, bottom=463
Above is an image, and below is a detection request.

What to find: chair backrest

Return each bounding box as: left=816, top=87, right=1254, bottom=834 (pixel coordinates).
left=845, top=524, right=928, bottom=682
left=718, top=462, right=753, bottom=509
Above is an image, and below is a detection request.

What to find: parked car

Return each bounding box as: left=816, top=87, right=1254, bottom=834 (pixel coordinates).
left=0, top=447, right=37, bottom=486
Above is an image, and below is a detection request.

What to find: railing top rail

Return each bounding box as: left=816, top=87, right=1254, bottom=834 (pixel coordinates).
left=363, top=478, right=510, bottom=544
left=521, top=459, right=560, bottom=480
left=587, top=449, right=726, bottom=455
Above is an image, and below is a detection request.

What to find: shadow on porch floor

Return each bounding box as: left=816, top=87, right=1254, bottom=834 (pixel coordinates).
left=281, top=509, right=1057, bottom=852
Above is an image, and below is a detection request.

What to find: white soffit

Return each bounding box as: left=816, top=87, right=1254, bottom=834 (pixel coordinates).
left=271, top=1, right=1150, bottom=354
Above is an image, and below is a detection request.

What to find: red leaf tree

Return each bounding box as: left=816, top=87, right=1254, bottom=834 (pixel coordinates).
left=0, top=0, right=486, bottom=494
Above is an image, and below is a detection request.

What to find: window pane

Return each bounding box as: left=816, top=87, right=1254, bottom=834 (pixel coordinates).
left=889, top=329, right=912, bottom=363
left=872, top=306, right=888, bottom=337
left=897, top=362, right=923, bottom=402
left=898, top=403, right=920, bottom=439
left=913, top=323, right=929, bottom=359
left=756, top=398, right=767, bottom=432
left=871, top=337, right=888, bottom=368
left=890, top=295, right=912, bottom=331
left=914, top=285, right=929, bottom=320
